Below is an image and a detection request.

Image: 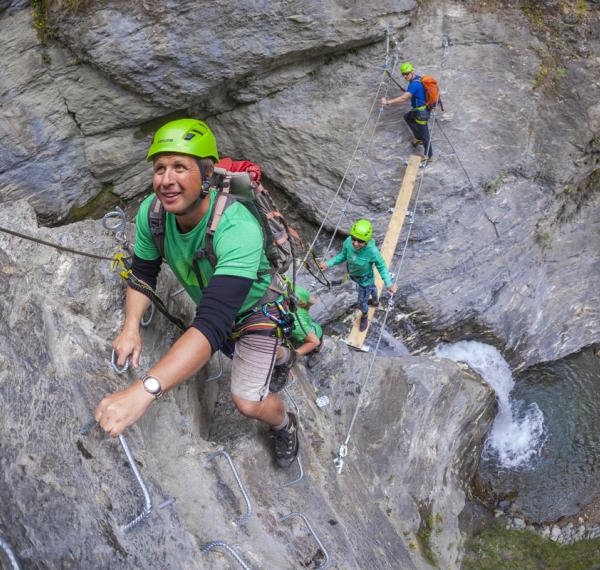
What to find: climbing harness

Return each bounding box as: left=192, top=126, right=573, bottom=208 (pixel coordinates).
left=0, top=535, right=21, bottom=570
left=201, top=541, right=252, bottom=570
left=261, top=300, right=295, bottom=339
left=278, top=512, right=330, bottom=570
left=207, top=450, right=253, bottom=526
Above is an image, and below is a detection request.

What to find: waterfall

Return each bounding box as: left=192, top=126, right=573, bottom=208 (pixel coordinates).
left=436, top=340, right=546, bottom=469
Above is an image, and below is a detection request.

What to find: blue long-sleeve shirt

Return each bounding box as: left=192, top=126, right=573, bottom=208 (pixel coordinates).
left=326, top=236, right=393, bottom=288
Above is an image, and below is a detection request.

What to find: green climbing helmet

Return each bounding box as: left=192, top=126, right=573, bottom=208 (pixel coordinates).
left=146, top=118, right=219, bottom=162
left=350, top=219, right=373, bottom=242
left=400, top=61, right=414, bottom=74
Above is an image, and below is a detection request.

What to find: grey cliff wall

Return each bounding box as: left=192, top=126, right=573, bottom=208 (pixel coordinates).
left=0, top=200, right=493, bottom=568
left=1, top=0, right=599, bottom=567
left=1, top=1, right=598, bottom=369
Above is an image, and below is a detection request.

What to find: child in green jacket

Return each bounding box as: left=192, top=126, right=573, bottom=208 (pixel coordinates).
left=320, top=219, right=397, bottom=331
left=290, top=285, right=323, bottom=368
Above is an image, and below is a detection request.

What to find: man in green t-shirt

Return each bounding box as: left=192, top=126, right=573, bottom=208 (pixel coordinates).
left=95, top=118, right=299, bottom=468
left=290, top=286, right=323, bottom=369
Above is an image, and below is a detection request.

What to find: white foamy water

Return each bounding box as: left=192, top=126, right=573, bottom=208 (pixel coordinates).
left=436, top=341, right=546, bottom=469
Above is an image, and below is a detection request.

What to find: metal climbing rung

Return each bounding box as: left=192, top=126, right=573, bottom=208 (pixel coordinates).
left=140, top=303, right=155, bottom=327
left=0, top=535, right=21, bottom=570
left=282, top=386, right=299, bottom=416
left=207, top=450, right=252, bottom=526
left=119, top=434, right=153, bottom=533
left=102, top=207, right=126, bottom=233
left=205, top=351, right=223, bottom=383
left=202, top=541, right=252, bottom=570
left=110, top=349, right=129, bottom=375
left=278, top=512, right=331, bottom=569
left=281, top=455, right=304, bottom=488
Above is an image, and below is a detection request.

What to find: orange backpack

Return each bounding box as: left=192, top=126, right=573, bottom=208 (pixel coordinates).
left=419, top=76, right=443, bottom=111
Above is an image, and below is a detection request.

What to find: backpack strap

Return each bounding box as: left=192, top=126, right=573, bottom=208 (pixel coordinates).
left=148, top=195, right=166, bottom=259
left=191, top=174, right=243, bottom=289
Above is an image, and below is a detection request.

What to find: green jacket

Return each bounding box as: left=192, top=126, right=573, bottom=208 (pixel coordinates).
left=326, top=236, right=392, bottom=288
left=290, top=286, right=323, bottom=345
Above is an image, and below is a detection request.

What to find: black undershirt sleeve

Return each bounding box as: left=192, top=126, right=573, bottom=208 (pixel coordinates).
left=191, top=274, right=254, bottom=353
left=130, top=254, right=162, bottom=290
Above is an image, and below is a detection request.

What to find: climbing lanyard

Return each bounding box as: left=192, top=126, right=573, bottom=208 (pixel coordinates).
left=302, top=249, right=331, bottom=287
left=110, top=254, right=187, bottom=332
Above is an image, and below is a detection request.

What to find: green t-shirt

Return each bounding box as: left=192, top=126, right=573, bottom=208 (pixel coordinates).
left=134, top=191, right=271, bottom=319
left=290, top=286, right=323, bottom=345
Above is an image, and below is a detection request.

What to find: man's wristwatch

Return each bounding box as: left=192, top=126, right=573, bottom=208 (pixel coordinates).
left=142, top=375, right=163, bottom=399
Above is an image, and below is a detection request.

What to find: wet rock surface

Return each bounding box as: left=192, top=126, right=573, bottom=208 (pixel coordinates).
left=0, top=200, right=493, bottom=568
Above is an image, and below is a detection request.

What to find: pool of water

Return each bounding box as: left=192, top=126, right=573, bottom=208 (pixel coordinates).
left=479, top=347, right=600, bottom=523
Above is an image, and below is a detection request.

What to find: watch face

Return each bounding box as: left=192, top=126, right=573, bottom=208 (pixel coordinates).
left=144, top=377, right=161, bottom=394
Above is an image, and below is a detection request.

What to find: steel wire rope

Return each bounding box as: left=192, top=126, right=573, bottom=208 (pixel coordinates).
left=297, top=34, right=396, bottom=278
left=309, top=74, right=395, bottom=318
left=334, top=35, right=452, bottom=473
left=0, top=535, right=21, bottom=570
left=320, top=77, right=394, bottom=262
left=0, top=225, right=115, bottom=261
left=298, top=37, right=397, bottom=325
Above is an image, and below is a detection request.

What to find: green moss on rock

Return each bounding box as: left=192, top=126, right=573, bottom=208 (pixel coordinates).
left=65, top=186, right=124, bottom=223
left=463, top=523, right=600, bottom=570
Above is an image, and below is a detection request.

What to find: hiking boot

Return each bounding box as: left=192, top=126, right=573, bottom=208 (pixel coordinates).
left=359, top=313, right=369, bottom=332
left=411, top=138, right=424, bottom=147
left=269, top=350, right=297, bottom=393
left=421, top=155, right=434, bottom=165
left=369, top=297, right=379, bottom=307
left=270, top=412, right=299, bottom=468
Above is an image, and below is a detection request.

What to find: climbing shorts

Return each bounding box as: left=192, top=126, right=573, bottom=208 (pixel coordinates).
left=230, top=333, right=280, bottom=401
left=228, top=300, right=290, bottom=401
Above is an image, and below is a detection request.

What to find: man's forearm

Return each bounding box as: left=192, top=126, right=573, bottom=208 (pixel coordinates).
left=146, top=327, right=212, bottom=392
left=123, top=286, right=153, bottom=331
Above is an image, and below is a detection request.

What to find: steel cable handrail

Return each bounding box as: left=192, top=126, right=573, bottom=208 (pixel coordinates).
left=335, top=35, right=452, bottom=473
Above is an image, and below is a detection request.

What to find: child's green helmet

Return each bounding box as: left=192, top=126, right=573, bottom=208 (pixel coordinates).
left=350, top=219, right=373, bottom=241
left=146, top=118, right=219, bottom=162
left=400, top=61, right=414, bottom=74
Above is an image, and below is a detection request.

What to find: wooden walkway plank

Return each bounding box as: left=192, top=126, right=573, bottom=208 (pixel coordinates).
left=346, top=154, right=422, bottom=349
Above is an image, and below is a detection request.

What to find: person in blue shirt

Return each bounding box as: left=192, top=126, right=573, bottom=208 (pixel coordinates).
left=381, top=61, right=433, bottom=162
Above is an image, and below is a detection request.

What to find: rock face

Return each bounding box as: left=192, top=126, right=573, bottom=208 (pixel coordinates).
left=1, top=1, right=599, bottom=370
left=0, top=200, right=493, bottom=568
left=2, top=0, right=600, bottom=566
